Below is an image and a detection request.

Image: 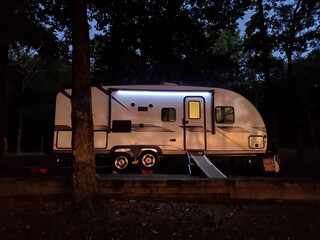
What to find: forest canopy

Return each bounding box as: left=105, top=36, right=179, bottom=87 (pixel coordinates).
left=0, top=0, right=320, bottom=155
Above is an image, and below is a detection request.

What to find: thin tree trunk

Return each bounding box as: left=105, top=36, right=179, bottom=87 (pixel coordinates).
left=307, top=111, right=318, bottom=149
left=287, top=49, right=305, bottom=163
left=0, top=45, right=9, bottom=166
left=71, top=0, right=97, bottom=204
left=16, top=82, right=25, bottom=153
left=16, top=106, right=23, bottom=152
left=288, top=0, right=305, bottom=163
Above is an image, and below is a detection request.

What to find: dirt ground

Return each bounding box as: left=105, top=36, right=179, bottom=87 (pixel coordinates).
left=0, top=197, right=319, bottom=240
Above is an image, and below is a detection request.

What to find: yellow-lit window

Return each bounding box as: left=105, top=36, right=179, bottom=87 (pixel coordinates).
left=189, top=101, right=200, bottom=119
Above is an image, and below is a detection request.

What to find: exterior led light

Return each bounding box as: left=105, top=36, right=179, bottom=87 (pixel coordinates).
left=117, top=90, right=211, bottom=96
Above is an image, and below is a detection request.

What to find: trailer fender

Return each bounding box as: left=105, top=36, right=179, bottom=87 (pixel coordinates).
left=110, top=145, right=162, bottom=159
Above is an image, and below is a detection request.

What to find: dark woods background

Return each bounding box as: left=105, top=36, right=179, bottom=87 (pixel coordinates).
left=0, top=0, right=319, bottom=163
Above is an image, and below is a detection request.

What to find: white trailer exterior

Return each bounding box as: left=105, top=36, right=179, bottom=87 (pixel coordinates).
left=53, top=85, right=271, bottom=172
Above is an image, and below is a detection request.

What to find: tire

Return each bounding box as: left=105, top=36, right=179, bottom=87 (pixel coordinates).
left=113, top=153, right=131, bottom=173
left=139, top=151, right=159, bottom=170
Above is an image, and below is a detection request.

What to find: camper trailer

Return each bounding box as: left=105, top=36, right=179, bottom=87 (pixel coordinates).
left=53, top=85, right=278, bottom=173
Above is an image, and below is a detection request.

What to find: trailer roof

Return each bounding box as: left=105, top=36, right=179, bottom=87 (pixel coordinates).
left=102, top=85, right=217, bottom=91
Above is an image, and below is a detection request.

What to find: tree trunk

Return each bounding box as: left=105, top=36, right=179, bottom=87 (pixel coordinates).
left=16, top=106, right=23, bottom=152
left=0, top=45, right=9, bottom=166
left=257, top=0, right=279, bottom=154
left=16, top=82, right=25, bottom=153
left=307, top=111, right=318, bottom=149
left=287, top=49, right=305, bottom=163
left=287, top=0, right=305, bottom=163
left=71, top=0, right=97, bottom=204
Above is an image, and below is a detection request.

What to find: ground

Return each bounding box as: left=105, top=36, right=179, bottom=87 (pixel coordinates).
left=0, top=197, right=319, bottom=240
left=1, top=152, right=320, bottom=240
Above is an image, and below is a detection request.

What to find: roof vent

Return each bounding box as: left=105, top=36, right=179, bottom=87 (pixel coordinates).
left=163, top=82, right=178, bottom=86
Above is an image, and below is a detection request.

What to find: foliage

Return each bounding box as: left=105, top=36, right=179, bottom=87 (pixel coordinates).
left=6, top=45, right=70, bottom=152
left=1, top=0, right=320, bottom=155
left=272, top=0, right=320, bottom=59
left=90, top=0, right=250, bottom=86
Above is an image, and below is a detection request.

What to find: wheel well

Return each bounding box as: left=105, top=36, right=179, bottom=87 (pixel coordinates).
left=110, top=145, right=162, bottom=158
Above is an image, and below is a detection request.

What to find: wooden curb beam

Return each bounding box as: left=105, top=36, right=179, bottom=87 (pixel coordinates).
left=0, top=177, right=319, bottom=201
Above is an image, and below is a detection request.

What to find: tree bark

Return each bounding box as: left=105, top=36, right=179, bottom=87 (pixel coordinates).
left=257, top=0, right=279, bottom=154
left=307, top=111, right=318, bottom=149
left=16, top=80, right=26, bottom=153
left=286, top=0, right=305, bottom=163
left=0, top=45, right=9, bottom=166
left=71, top=0, right=97, bottom=204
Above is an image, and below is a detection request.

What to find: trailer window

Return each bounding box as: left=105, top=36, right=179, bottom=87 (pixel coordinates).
left=189, top=101, right=200, bottom=119
left=162, top=108, right=176, bottom=122
left=216, top=107, right=234, bottom=123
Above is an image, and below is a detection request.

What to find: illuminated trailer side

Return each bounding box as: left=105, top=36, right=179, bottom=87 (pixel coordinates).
left=53, top=85, right=278, bottom=173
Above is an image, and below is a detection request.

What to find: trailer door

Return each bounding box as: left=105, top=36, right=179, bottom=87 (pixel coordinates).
left=184, top=97, right=206, bottom=150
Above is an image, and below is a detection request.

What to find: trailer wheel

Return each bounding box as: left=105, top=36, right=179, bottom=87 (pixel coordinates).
left=113, top=153, right=131, bottom=173
left=139, top=151, right=159, bottom=170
